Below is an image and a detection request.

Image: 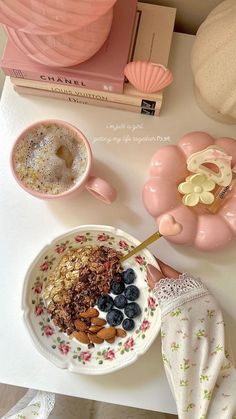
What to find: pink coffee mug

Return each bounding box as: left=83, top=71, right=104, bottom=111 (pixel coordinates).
left=10, top=119, right=117, bottom=204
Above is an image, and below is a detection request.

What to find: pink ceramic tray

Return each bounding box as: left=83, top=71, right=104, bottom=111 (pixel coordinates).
left=143, top=131, right=236, bottom=251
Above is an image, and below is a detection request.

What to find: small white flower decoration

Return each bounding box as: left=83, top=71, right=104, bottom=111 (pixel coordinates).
left=178, top=173, right=216, bottom=207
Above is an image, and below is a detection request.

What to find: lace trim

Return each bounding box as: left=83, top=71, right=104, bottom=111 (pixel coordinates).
left=3, top=390, right=55, bottom=419
left=153, top=273, right=208, bottom=313
left=40, top=391, right=55, bottom=418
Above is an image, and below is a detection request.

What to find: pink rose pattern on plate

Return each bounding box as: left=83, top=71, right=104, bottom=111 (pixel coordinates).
left=97, top=233, right=109, bottom=241
left=55, top=245, right=66, bottom=254
left=40, top=255, right=55, bottom=272
left=51, top=336, right=70, bottom=354
left=44, top=325, right=54, bottom=337
left=80, top=351, right=92, bottom=362
left=124, top=337, right=135, bottom=349
left=33, top=282, right=43, bottom=294
left=34, top=305, right=44, bottom=316
left=103, top=349, right=115, bottom=360
left=40, top=262, right=49, bottom=272
left=148, top=297, right=157, bottom=309
left=135, top=255, right=144, bottom=265
left=140, top=319, right=150, bottom=331
left=74, top=234, right=87, bottom=243
left=119, top=240, right=129, bottom=250
left=59, top=343, right=70, bottom=354
left=29, top=231, right=159, bottom=366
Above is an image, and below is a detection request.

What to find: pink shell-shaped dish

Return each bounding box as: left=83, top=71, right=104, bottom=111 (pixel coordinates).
left=124, top=61, right=173, bottom=93
left=142, top=131, right=236, bottom=251
left=0, top=0, right=117, bottom=35
left=5, top=8, right=113, bottom=67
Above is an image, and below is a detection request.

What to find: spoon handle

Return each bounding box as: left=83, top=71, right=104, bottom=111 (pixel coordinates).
left=120, top=231, right=162, bottom=263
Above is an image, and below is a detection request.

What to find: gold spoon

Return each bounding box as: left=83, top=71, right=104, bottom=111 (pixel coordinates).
left=120, top=214, right=183, bottom=263
left=120, top=231, right=162, bottom=262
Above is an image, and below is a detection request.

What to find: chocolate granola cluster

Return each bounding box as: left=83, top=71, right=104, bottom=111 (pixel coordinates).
left=43, top=245, right=122, bottom=334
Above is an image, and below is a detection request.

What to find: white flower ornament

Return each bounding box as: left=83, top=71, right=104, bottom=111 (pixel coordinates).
left=178, top=173, right=216, bottom=207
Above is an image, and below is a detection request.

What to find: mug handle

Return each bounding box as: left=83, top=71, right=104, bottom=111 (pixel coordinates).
left=86, top=176, right=117, bottom=204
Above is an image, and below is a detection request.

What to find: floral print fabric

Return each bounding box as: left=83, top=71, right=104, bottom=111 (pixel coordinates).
left=154, top=276, right=236, bottom=419
left=3, top=390, right=55, bottom=419
left=5, top=275, right=236, bottom=419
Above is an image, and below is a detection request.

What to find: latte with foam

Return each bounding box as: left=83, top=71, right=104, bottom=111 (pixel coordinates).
left=13, top=123, right=88, bottom=195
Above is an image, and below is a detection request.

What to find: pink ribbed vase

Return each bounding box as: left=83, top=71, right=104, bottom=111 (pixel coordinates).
left=0, top=0, right=117, bottom=67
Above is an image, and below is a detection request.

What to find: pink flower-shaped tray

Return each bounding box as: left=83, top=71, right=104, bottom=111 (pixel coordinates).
left=143, top=132, right=236, bottom=251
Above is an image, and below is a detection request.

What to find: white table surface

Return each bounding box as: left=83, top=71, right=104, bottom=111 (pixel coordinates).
left=1, top=32, right=236, bottom=415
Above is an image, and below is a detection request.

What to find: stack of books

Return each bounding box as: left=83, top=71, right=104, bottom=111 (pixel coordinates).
left=1, top=2, right=176, bottom=116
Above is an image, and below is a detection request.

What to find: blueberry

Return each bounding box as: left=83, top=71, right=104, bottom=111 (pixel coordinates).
left=114, top=294, right=127, bottom=309
left=124, top=302, right=141, bottom=318
left=111, top=280, right=125, bottom=295
left=124, top=285, right=140, bottom=301
left=97, top=294, right=114, bottom=312
left=122, top=268, right=136, bottom=284
left=122, top=318, right=135, bottom=331
left=106, top=309, right=124, bottom=326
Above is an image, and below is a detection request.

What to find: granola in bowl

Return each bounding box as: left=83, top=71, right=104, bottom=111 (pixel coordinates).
left=43, top=245, right=123, bottom=337
left=22, top=225, right=160, bottom=375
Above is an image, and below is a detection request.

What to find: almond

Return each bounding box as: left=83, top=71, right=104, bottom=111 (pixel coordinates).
left=80, top=308, right=99, bottom=318
left=74, top=319, right=87, bottom=332
left=116, top=328, right=127, bottom=338
left=91, top=317, right=106, bottom=326
left=73, top=331, right=90, bottom=344
left=89, top=325, right=104, bottom=333
left=106, top=337, right=115, bottom=344
left=88, top=333, right=104, bottom=344
left=97, top=327, right=116, bottom=340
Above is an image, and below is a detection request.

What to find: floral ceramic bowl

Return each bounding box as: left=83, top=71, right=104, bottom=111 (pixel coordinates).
left=22, top=225, right=160, bottom=375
